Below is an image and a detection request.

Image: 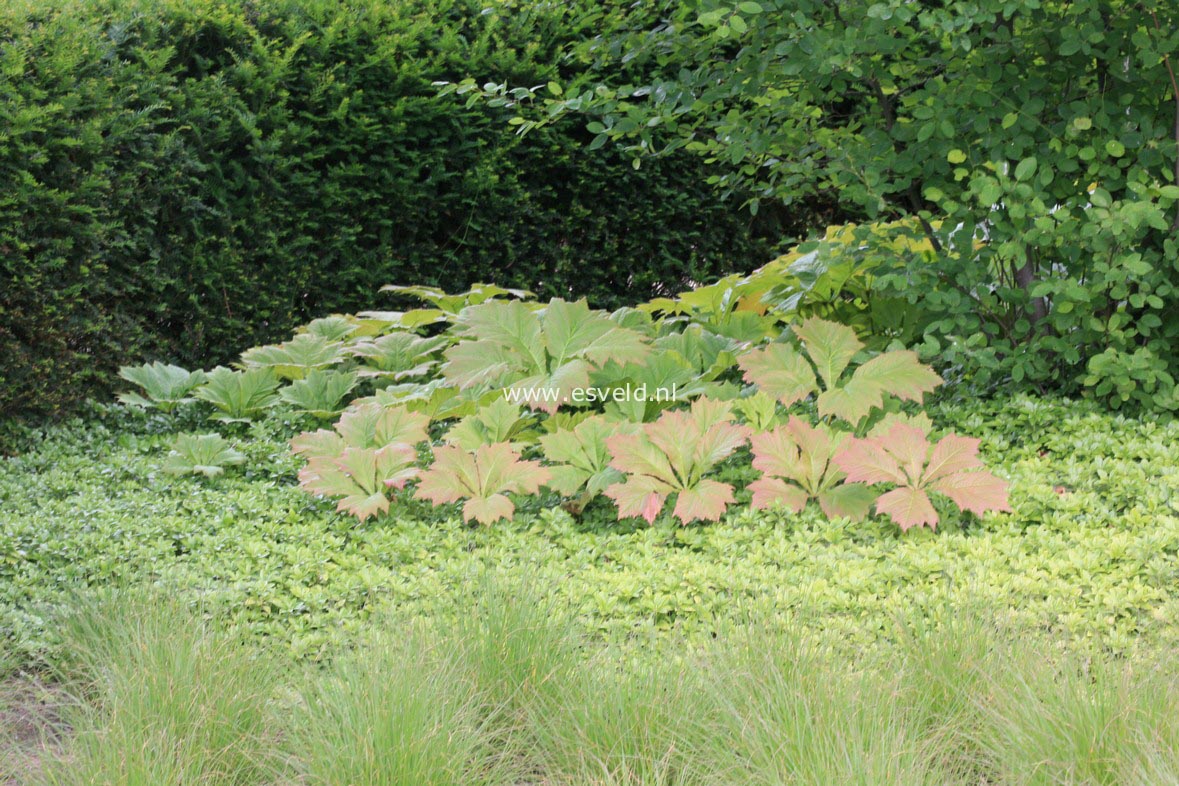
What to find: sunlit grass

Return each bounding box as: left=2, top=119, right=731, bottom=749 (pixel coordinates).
left=16, top=588, right=1179, bottom=786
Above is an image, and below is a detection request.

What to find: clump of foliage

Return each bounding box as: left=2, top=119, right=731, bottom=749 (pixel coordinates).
left=115, top=290, right=1007, bottom=534
left=738, top=317, right=942, bottom=429
left=291, top=404, right=431, bottom=522
left=194, top=368, right=282, bottom=423
left=442, top=299, right=650, bottom=414
left=747, top=417, right=876, bottom=521
left=278, top=370, right=359, bottom=420
left=117, top=363, right=207, bottom=413
left=161, top=433, right=245, bottom=478
left=835, top=423, right=1012, bottom=530
left=736, top=319, right=1007, bottom=530
left=604, top=398, right=750, bottom=525
left=416, top=443, right=551, bottom=525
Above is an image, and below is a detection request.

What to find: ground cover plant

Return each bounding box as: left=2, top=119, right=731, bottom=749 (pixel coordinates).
left=4, top=292, right=1179, bottom=782
left=2, top=394, right=1178, bottom=665
left=112, top=286, right=1011, bottom=532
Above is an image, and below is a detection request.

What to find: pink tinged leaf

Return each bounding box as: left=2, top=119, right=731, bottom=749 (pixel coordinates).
left=606, top=433, right=679, bottom=487
left=643, top=407, right=694, bottom=466
left=737, top=343, right=818, bottom=407
left=879, top=422, right=931, bottom=486
left=874, top=487, right=939, bottom=531
left=748, top=477, right=808, bottom=513
left=923, top=434, right=984, bottom=483
left=672, top=479, right=736, bottom=524
left=833, top=437, right=906, bottom=485
left=334, top=448, right=389, bottom=495
left=784, top=416, right=837, bottom=491
left=749, top=427, right=803, bottom=479
left=696, top=421, right=751, bottom=468
left=640, top=492, right=665, bottom=524
left=869, top=411, right=935, bottom=439
left=415, top=446, right=477, bottom=505
left=604, top=479, right=668, bottom=524
left=337, top=491, right=390, bottom=523
left=472, top=441, right=550, bottom=496
left=383, top=467, right=419, bottom=490
left=929, top=471, right=1012, bottom=517
left=462, top=493, right=516, bottom=525
left=817, top=482, right=877, bottom=521
left=793, top=317, right=863, bottom=389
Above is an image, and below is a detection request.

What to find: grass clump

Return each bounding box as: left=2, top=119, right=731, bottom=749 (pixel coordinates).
left=37, top=594, right=281, bottom=786
left=289, top=625, right=508, bottom=786
left=9, top=587, right=1179, bottom=786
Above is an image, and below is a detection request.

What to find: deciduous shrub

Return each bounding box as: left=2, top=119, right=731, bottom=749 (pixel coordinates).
left=457, top=0, right=1179, bottom=411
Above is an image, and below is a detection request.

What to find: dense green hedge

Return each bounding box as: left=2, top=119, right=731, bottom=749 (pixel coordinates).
left=0, top=0, right=771, bottom=416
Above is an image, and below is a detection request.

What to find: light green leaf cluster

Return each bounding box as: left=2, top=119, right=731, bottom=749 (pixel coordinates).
left=161, top=433, right=245, bottom=477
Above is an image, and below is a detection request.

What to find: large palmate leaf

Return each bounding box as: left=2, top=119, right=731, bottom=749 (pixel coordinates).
left=278, top=370, right=359, bottom=419
left=539, top=415, right=641, bottom=502
left=298, top=315, right=357, bottom=342
left=240, top=334, right=346, bottom=380
left=118, top=363, right=207, bottom=412
left=640, top=274, right=780, bottom=342
left=746, top=417, right=875, bottom=521
left=443, top=298, right=650, bottom=414
left=589, top=353, right=706, bottom=422
left=604, top=397, right=749, bottom=525
left=415, top=442, right=551, bottom=525
left=834, top=422, right=1012, bottom=531
left=347, top=333, right=448, bottom=381
left=379, top=283, right=534, bottom=314
left=291, top=403, right=431, bottom=522
left=291, top=403, right=430, bottom=461
left=363, top=381, right=480, bottom=421
left=161, top=433, right=245, bottom=478
left=299, top=444, right=420, bottom=522
left=443, top=398, right=539, bottom=450
left=194, top=367, right=281, bottom=423
left=738, top=317, right=942, bottom=427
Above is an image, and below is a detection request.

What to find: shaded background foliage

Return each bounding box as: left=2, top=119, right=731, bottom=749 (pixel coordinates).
left=0, top=0, right=778, bottom=417
left=471, top=0, right=1179, bottom=411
